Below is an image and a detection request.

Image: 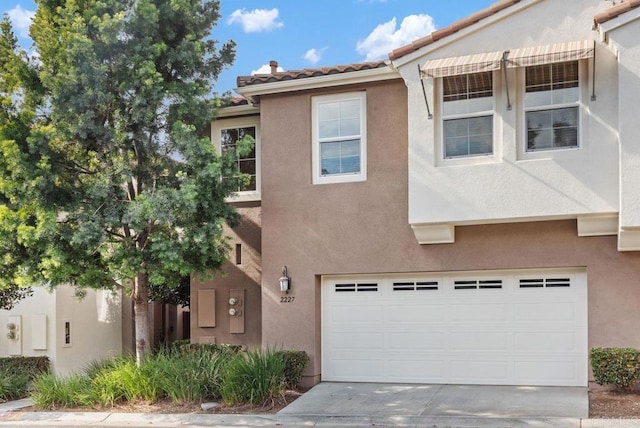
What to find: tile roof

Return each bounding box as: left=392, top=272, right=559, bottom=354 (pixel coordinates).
left=594, top=0, right=640, bottom=24
left=236, top=60, right=388, bottom=88
left=388, top=0, right=522, bottom=61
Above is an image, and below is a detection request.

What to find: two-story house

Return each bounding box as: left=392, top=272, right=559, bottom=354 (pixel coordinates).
left=191, top=0, right=640, bottom=388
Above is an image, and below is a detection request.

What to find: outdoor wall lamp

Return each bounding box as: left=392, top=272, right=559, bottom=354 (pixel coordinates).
left=279, top=266, right=291, bottom=294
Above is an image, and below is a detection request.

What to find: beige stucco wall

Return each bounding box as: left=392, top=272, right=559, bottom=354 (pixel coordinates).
left=191, top=203, right=262, bottom=347
left=1, top=285, right=123, bottom=376
left=258, top=78, right=640, bottom=385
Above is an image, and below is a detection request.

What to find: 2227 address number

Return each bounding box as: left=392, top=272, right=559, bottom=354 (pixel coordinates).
left=280, top=296, right=295, bottom=303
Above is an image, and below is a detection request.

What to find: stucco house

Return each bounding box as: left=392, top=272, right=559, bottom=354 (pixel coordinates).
left=191, top=0, right=640, bottom=388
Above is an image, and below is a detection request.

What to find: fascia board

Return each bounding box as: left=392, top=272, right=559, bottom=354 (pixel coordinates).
left=235, top=66, right=400, bottom=98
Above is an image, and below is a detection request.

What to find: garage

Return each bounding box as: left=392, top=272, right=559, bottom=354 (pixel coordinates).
left=321, top=270, right=587, bottom=386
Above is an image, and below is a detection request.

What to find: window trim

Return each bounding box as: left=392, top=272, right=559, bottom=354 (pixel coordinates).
left=212, top=116, right=261, bottom=202
left=519, top=60, right=584, bottom=157
left=312, top=92, right=367, bottom=185
left=437, top=71, right=499, bottom=165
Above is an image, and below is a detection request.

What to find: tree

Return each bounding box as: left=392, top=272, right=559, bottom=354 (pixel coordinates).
left=0, top=0, right=240, bottom=364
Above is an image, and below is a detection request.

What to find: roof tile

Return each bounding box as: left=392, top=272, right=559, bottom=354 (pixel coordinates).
left=594, top=0, right=640, bottom=25
left=388, top=0, right=522, bottom=61
left=236, top=60, right=388, bottom=88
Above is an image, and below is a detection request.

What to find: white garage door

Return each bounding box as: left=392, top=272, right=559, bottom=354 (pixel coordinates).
left=322, top=270, right=587, bottom=386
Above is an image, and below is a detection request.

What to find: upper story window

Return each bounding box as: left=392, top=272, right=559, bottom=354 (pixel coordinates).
left=212, top=116, right=260, bottom=201
left=312, top=92, right=367, bottom=185
left=525, top=61, right=579, bottom=152
left=442, top=72, right=493, bottom=158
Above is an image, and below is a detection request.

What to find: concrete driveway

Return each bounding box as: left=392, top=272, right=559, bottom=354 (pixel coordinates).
left=278, top=383, right=588, bottom=419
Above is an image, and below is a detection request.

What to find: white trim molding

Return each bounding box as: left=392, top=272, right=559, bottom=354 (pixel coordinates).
left=411, top=223, right=455, bottom=244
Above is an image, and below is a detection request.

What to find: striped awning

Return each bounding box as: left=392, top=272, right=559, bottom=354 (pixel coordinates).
left=420, top=50, right=504, bottom=78
left=420, top=40, right=595, bottom=79
left=505, top=40, right=594, bottom=68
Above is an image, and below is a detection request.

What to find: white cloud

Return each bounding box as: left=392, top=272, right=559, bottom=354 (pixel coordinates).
left=303, top=47, right=327, bottom=65
left=251, top=63, right=284, bottom=75
left=6, top=5, right=35, bottom=38
left=356, top=14, right=436, bottom=61
left=228, top=8, right=284, bottom=33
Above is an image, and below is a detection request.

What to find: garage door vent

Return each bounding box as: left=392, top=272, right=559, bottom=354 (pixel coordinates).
left=393, top=281, right=439, bottom=291
left=454, top=279, right=503, bottom=290
left=335, top=283, right=379, bottom=293
left=519, top=278, right=571, bottom=288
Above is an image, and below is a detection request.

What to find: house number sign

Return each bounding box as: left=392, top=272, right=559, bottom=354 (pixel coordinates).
left=280, top=296, right=295, bottom=303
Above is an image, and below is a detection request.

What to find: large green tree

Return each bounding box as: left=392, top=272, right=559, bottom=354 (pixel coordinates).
left=0, top=0, right=241, bottom=363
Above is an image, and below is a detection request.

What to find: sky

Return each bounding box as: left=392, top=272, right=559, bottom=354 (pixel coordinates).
left=2, top=0, right=496, bottom=96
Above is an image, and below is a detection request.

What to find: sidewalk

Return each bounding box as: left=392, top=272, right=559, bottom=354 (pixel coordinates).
left=2, top=397, right=640, bottom=427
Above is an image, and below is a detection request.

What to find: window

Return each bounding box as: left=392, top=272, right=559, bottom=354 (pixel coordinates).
left=212, top=117, right=260, bottom=201
left=525, top=61, right=579, bottom=151
left=442, top=72, right=493, bottom=158
left=312, top=92, right=366, bottom=184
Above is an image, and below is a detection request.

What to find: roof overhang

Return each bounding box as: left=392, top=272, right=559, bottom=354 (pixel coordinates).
left=235, top=66, right=400, bottom=103
left=596, top=5, right=640, bottom=39
left=215, top=103, right=260, bottom=118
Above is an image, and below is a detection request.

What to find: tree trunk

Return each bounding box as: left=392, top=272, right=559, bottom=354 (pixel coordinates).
left=133, top=272, right=151, bottom=366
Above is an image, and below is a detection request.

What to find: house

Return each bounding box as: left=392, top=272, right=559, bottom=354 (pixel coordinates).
left=0, top=286, right=126, bottom=375
left=191, top=0, right=640, bottom=388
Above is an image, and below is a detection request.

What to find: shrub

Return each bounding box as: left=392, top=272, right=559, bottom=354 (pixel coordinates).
left=149, top=345, right=230, bottom=402
left=0, top=356, right=50, bottom=402
left=220, top=348, right=286, bottom=405
left=278, top=350, right=309, bottom=388
left=591, top=347, right=640, bottom=389
left=0, top=370, right=30, bottom=401
left=0, top=356, right=50, bottom=378
left=31, top=373, right=96, bottom=409
left=91, top=357, right=159, bottom=406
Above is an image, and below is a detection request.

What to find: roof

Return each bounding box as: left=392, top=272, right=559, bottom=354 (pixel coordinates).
left=594, top=0, right=640, bottom=24
left=388, top=0, right=523, bottom=61
left=236, top=61, right=388, bottom=88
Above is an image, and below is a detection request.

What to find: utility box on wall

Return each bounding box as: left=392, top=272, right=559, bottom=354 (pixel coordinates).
left=6, top=315, right=22, bottom=356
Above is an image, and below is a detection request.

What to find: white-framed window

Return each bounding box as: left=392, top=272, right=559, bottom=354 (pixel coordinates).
left=312, top=92, right=367, bottom=185
left=442, top=72, right=494, bottom=159
left=212, top=116, right=260, bottom=201
left=524, top=61, right=580, bottom=152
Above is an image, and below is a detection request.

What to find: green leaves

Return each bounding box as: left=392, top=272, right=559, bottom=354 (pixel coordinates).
left=0, top=0, right=238, bottom=313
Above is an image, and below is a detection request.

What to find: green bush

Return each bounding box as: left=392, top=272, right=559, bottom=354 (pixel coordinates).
left=278, top=350, right=309, bottom=388
left=0, top=356, right=50, bottom=402
left=91, top=357, right=159, bottom=406
left=0, top=370, right=30, bottom=401
left=591, top=347, right=640, bottom=389
left=0, top=356, right=50, bottom=378
left=149, top=345, right=230, bottom=402
left=31, top=373, right=96, bottom=409
left=220, top=348, right=286, bottom=405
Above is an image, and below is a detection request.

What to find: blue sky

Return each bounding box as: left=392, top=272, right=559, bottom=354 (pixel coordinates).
left=2, top=0, right=495, bottom=95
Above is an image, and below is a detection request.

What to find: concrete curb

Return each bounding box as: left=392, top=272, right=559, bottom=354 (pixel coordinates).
left=2, top=411, right=640, bottom=427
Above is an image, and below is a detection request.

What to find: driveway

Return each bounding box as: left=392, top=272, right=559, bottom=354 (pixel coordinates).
left=278, top=383, right=588, bottom=419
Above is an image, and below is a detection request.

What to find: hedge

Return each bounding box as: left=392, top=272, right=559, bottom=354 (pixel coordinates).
left=590, top=347, right=640, bottom=389
left=279, top=350, right=309, bottom=388
left=0, top=356, right=50, bottom=378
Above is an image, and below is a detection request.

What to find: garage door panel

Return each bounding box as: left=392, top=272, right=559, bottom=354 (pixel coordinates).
left=387, top=332, right=446, bottom=350
left=449, top=360, right=509, bottom=381
left=387, top=305, right=446, bottom=322
left=331, top=358, right=385, bottom=379
left=330, top=332, right=384, bottom=349
left=515, top=360, right=580, bottom=385
left=515, top=302, right=576, bottom=321
left=322, top=271, right=587, bottom=386
left=330, top=305, right=384, bottom=323
left=514, top=331, right=577, bottom=351
left=388, top=359, right=446, bottom=379
left=450, top=304, right=509, bottom=322
left=450, top=332, right=509, bottom=350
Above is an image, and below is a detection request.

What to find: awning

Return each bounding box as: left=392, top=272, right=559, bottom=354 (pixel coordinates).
left=420, top=50, right=504, bottom=78
left=420, top=40, right=595, bottom=79
left=505, top=40, right=594, bottom=68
